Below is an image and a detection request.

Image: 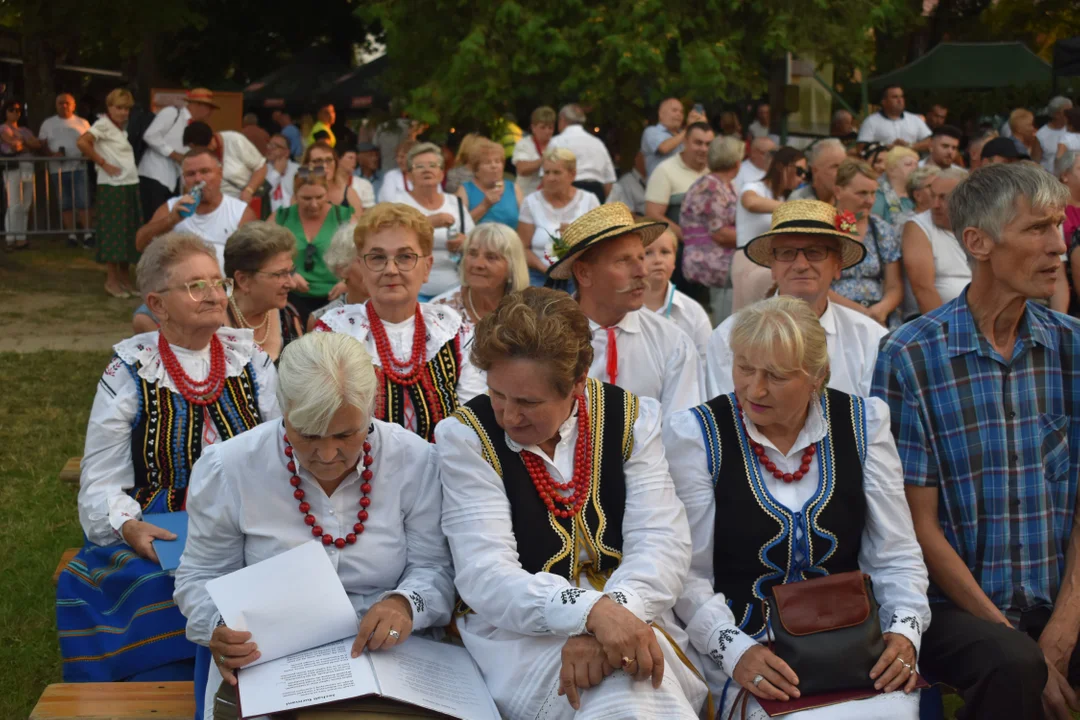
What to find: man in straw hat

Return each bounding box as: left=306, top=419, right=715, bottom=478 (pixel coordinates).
left=547, top=203, right=704, bottom=416
left=138, top=88, right=219, bottom=222
left=704, top=199, right=887, bottom=397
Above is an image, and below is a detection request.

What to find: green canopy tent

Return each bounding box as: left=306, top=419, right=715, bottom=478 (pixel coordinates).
left=868, top=42, right=1051, bottom=92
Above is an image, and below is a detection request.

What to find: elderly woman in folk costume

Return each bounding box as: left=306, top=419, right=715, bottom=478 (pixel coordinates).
left=665, top=293, right=929, bottom=719
left=316, top=203, right=484, bottom=442
left=57, top=233, right=278, bottom=683
left=436, top=287, right=709, bottom=719
left=175, top=332, right=454, bottom=719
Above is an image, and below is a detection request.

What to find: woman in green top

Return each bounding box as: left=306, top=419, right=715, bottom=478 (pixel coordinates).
left=270, top=169, right=354, bottom=324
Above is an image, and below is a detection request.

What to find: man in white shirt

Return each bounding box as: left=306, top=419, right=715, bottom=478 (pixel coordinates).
left=511, top=106, right=555, bottom=197
left=901, top=168, right=970, bottom=317
left=546, top=204, right=704, bottom=416
left=1036, top=96, right=1074, bottom=172
left=548, top=103, right=617, bottom=204
left=644, top=122, right=714, bottom=239
left=138, top=87, right=216, bottom=223
left=182, top=121, right=267, bottom=202
left=265, top=134, right=299, bottom=211
left=918, top=125, right=963, bottom=170
left=640, top=98, right=707, bottom=177
left=746, top=101, right=780, bottom=144
left=733, top=136, right=776, bottom=194
left=857, top=85, right=932, bottom=152
left=706, top=199, right=887, bottom=398
left=37, top=92, right=92, bottom=244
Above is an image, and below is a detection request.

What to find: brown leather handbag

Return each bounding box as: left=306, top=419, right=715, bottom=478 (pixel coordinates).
left=765, top=571, right=885, bottom=695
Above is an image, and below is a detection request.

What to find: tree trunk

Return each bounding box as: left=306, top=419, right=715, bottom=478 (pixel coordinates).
left=21, top=24, right=56, bottom=133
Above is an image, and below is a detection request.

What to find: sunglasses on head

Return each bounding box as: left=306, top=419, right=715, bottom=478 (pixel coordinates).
left=297, top=165, right=327, bottom=179
left=304, top=243, right=318, bottom=273
left=794, top=167, right=807, bottom=178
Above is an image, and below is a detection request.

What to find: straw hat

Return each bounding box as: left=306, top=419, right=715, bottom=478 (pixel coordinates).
left=186, top=88, right=220, bottom=109
left=546, top=203, right=667, bottom=280
left=744, top=199, right=867, bottom=270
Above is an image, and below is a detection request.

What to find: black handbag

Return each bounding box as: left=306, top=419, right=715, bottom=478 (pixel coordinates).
left=765, top=570, right=885, bottom=695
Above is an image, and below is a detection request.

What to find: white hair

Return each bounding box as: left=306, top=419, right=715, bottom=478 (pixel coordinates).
left=323, top=221, right=359, bottom=278
left=1048, top=96, right=1073, bottom=116
left=559, top=103, right=586, bottom=125
left=807, top=138, right=844, bottom=167
left=460, top=223, right=530, bottom=292
left=707, top=136, right=745, bottom=172
left=276, top=332, right=378, bottom=436
left=936, top=167, right=969, bottom=184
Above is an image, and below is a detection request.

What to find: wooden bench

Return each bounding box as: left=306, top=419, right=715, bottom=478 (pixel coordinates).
left=30, top=682, right=195, bottom=720
left=52, top=548, right=79, bottom=586
left=59, top=456, right=81, bottom=485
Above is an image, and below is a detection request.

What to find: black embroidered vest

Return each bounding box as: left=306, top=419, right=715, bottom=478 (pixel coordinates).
left=125, top=359, right=263, bottom=512
left=379, top=336, right=462, bottom=442
left=692, top=389, right=867, bottom=639
left=453, top=378, right=638, bottom=586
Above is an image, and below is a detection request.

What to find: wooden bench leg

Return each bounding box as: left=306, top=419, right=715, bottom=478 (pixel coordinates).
left=59, top=456, right=81, bottom=485
left=52, top=548, right=79, bottom=586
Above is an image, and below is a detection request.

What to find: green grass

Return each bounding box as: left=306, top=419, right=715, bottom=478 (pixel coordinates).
left=0, top=350, right=110, bottom=718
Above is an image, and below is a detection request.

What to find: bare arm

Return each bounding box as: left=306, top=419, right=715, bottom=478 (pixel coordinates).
left=655, top=129, right=687, bottom=156
left=828, top=290, right=871, bottom=315
left=238, top=205, right=258, bottom=227
left=911, top=138, right=932, bottom=153
left=515, top=158, right=542, bottom=177
left=877, top=260, right=904, bottom=315
left=603, top=183, right=612, bottom=198
left=645, top=201, right=680, bottom=239
left=459, top=186, right=489, bottom=223
left=901, top=223, right=943, bottom=314
left=135, top=201, right=182, bottom=252
left=1039, top=499, right=1080, bottom=670
left=517, top=221, right=546, bottom=272
left=741, top=189, right=782, bottom=214
left=242, top=164, right=268, bottom=198
left=75, top=133, right=104, bottom=166
left=905, top=485, right=1011, bottom=626
left=710, top=226, right=737, bottom=248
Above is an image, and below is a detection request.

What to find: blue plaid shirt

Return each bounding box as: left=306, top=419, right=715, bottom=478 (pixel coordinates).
left=872, top=290, right=1080, bottom=620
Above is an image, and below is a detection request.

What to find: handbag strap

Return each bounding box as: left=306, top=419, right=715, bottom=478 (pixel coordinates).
left=727, top=688, right=750, bottom=720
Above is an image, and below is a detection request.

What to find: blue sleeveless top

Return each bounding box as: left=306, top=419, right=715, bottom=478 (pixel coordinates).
left=464, top=180, right=519, bottom=227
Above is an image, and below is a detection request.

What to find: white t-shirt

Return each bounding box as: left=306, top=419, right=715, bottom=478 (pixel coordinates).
left=87, top=116, right=139, bottom=186
left=518, top=189, right=600, bottom=267
left=857, top=111, right=932, bottom=147
left=266, top=160, right=298, bottom=211
left=377, top=168, right=409, bottom=204
left=1037, top=124, right=1069, bottom=172
left=38, top=114, right=91, bottom=173
left=511, top=134, right=544, bottom=197
left=1060, top=132, right=1080, bottom=155
left=547, top=125, right=617, bottom=184
left=166, top=195, right=249, bottom=273
left=904, top=210, right=971, bottom=314
left=395, top=191, right=475, bottom=297
left=218, top=131, right=266, bottom=198
left=735, top=180, right=775, bottom=248
left=732, top=159, right=766, bottom=195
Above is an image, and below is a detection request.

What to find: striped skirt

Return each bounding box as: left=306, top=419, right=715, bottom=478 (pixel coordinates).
left=55, top=497, right=195, bottom=682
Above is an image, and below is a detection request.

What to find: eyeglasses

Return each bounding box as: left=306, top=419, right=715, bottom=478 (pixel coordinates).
left=362, top=252, right=422, bottom=272
left=772, top=246, right=834, bottom=262
left=256, top=266, right=296, bottom=281
left=164, top=278, right=234, bottom=301
left=308, top=157, right=334, bottom=166
left=297, top=165, right=327, bottom=179
left=794, top=167, right=808, bottom=178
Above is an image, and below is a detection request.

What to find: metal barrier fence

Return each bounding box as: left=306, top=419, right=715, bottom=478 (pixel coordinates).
left=0, top=156, right=96, bottom=238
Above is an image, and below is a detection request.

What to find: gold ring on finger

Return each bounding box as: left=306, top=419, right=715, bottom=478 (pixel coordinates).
left=621, top=656, right=634, bottom=668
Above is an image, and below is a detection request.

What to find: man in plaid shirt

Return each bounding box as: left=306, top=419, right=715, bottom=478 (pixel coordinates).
left=873, top=163, right=1080, bottom=720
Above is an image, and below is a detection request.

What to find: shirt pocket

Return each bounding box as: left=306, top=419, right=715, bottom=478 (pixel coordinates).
left=1040, top=413, right=1071, bottom=483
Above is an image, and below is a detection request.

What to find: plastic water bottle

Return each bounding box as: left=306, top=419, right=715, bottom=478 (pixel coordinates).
left=178, top=181, right=205, bottom=219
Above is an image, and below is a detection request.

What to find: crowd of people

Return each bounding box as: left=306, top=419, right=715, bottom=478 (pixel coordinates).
left=45, top=82, right=1080, bottom=720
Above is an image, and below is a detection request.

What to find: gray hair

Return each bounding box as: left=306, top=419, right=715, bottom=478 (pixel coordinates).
left=729, top=296, right=831, bottom=388
left=223, top=221, right=297, bottom=279
left=1048, top=96, right=1074, bottom=116
left=460, top=223, right=530, bottom=292
left=906, top=165, right=941, bottom=195
left=136, top=232, right=219, bottom=296
left=323, top=221, right=359, bottom=278
left=807, top=138, right=845, bottom=167
left=542, top=146, right=577, bottom=173
left=1055, top=150, right=1080, bottom=180
left=276, top=332, right=378, bottom=436
left=707, top=136, right=746, bottom=172
left=559, top=103, right=586, bottom=125
left=937, top=167, right=969, bottom=184
left=406, top=142, right=444, bottom=172
left=948, top=162, right=1069, bottom=243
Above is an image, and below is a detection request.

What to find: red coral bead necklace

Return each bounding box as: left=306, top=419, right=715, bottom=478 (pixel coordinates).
left=521, top=393, right=592, bottom=518
left=284, top=434, right=374, bottom=549
left=736, top=401, right=815, bottom=483
left=158, top=333, right=226, bottom=406
left=365, top=303, right=444, bottom=426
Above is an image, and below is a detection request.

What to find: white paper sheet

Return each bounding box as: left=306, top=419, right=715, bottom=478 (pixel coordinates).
left=206, top=540, right=359, bottom=667
left=238, top=638, right=378, bottom=717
